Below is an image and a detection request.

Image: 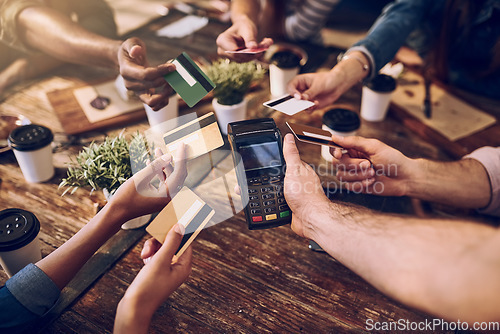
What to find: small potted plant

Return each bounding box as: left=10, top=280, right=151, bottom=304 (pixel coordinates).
left=206, top=59, right=265, bottom=134
left=59, top=131, right=153, bottom=229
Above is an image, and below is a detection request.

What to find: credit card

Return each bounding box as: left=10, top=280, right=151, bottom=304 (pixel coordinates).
left=225, top=46, right=269, bottom=54
left=163, top=112, right=224, bottom=160
left=164, top=52, right=215, bottom=107
left=286, top=122, right=344, bottom=148
left=263, top=95, right=315, bottom=115
left=146, top=186, right=214, bottom=256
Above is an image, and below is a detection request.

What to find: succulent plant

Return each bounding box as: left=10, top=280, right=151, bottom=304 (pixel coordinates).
left=206, top=59, right=266, bottom=106
left=59, top=131, right=152, bottom=196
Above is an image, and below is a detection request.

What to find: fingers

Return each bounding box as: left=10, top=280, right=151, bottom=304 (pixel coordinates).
left=141, top=237, right=162, bottom=263
left=329, top=135, right=379, bottom=157
left=141, top=85, right=174, bottom=111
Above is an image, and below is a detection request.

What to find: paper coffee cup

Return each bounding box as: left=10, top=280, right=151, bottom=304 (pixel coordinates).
left=360, top=74, right=397, bottom=122
left=8, top=124, right=54, bottom=183
left=321, top=108, right=360, bottom=162
left=269, top=64, right=299, bottom=97
left=269, top=50, right=302, bottom=97
left=144, top=94, right=179, bottom=128
left=0, top=208, right=42, bottom=277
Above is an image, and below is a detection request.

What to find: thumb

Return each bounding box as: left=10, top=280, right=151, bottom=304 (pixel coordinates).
left=123, top=39, right=146, bottom=65
left=331, top=135, right=377, bottom=157
left=283, top=134, right=302, bottom=175
left=155, top=223, right=185, bottom=262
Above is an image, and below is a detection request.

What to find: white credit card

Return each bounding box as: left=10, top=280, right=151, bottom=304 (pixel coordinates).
left=263, top=95, right=315, bottom=115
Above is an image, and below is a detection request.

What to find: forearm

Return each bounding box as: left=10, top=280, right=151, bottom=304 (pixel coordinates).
left=36, top=202, right=125, bottom=289
left=406, top=158, right=491, bottom=209
left=17, top=6, right=121, bottom=69
left=308, top=201, right=500, bottom=322
left=231, top=0, right=261, bottom=23
left=114, top=296, right=153, bottom=334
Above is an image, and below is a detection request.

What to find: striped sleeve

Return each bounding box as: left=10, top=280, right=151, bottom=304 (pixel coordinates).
left=285, top=0, right=341, bottom=42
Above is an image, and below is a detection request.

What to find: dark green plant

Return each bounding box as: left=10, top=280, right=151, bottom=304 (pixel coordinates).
left=59, top=132, right=152, bottom=196
left=206, top=59, right=266, bottom=105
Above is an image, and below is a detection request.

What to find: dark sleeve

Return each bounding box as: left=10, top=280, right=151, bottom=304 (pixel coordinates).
left=0, top=264, right=61, bottom=331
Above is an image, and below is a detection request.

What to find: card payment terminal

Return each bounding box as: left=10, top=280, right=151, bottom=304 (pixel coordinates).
left=228, top=118, right=291, bottom=229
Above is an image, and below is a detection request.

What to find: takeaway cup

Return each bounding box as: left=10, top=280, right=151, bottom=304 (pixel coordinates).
left=8, top=124, right=54, bottom=183
left=321, top=108, right=360, bottom=162
left=144, top=93, right=179, bottom=128
left=269, top=50, right=302, bottom=97
left=0, top=208, right=42, bottom=277
left=360, top=74, right=397, bottom=122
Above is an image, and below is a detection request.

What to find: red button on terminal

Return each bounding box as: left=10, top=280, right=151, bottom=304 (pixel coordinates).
left=252, top=216, right=263, bottom=222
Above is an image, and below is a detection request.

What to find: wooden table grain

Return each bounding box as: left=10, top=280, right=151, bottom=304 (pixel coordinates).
left=1, top=10, right=493, bottom=334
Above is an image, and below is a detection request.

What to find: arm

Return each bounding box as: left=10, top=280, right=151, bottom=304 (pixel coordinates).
left=216, top=0, right=273, bottom=61
left=114, top=225, right=192, bottom=334
left=330, top=135, right=491, bottom=209
left=350, top=0, right=433, bottom=78
left=283, top=133, right=500, bottom=323
left=287, top=0, right=433, bottom=108
left=36, top=146, right=187, bottom=290
left=284, top=0, right=340, bottom=42
left=16, top=6, right=175, bottom=110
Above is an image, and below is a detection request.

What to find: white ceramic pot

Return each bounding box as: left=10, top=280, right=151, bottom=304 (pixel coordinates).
left=212, top=98, right=248, bottom=135
left=103, top=189, right=152, bottom=230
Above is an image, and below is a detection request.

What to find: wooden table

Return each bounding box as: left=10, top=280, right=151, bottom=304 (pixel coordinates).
left=1, top=10, right=496, bottom=334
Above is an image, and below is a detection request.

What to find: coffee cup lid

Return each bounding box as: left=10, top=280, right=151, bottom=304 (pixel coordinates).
left=365, top=74, right=397, bottom=93
left=8, top=124, right=53, bottom=151
left=0, top=208, right=40, bottom=252
left=271, top=51, right=302, bottom=69
left=323, top=108, right=360, bottom=132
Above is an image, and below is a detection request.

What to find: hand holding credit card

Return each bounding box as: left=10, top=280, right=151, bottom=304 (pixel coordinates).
left=164, top=52, right=215, bottom=107
left=146, top=187, right=214, bottom=256
left=263, top=95, right=315, bottom=115
left=163, top=112, right=223, bottom=160
left=286, top=122, right=345, bottom=149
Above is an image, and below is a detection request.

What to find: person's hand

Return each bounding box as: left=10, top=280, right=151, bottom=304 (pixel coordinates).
left=118, top=37, right=176, bottom=111
left=114, top=224, right=192, bottom=333
left=329, top=135, right=417, bottom=196
left=287, top=71, right=348, bottom=111
left=108, top=144, right=187, bottom=223
left=288, top=52, right=370, bottom=111
left=216, top=18, right=273, bottom=62
left=282, top=134, right=330, bottom=239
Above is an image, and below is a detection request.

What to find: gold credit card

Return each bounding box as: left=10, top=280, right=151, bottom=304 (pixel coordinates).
left=163, top=112, right=223, bottom=160
left=146, top=186, right=214, bottom=256
left=286, top=122, right=344, bottom=148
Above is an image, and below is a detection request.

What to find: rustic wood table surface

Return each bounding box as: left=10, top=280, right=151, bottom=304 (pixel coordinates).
left=1, top=9, right=497, bottom=334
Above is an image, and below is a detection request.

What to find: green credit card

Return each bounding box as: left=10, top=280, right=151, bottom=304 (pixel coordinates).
left=164, top=52, right=215, bottom=108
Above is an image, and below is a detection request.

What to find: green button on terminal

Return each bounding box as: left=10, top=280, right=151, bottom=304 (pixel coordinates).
left=280, top=211, right=290, bottom=218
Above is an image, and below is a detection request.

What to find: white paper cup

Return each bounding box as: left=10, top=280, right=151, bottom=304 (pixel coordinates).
left=144, top=94, right=179, bottom=128
left=0, top=208, right=42, bottom=277
left=212, top=98, right=247, bottom=135
left=360, top=74, right=397, bottom=122
left=269, top=64, right=299, bottom=97
left=8, top=124, right=54, bottom=183
left=321, top=109, right=360, bottom=162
